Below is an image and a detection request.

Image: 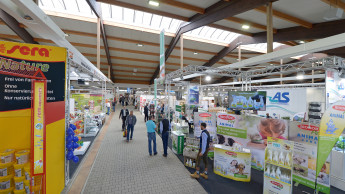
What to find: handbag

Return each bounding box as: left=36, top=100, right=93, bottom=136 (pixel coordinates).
left=123, top=130, right=127, bottom=137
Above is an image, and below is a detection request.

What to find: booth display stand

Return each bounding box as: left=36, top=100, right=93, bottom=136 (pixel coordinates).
left=73, top=141, right=91, bottom=156
left=171, top=131, right=184, bottom=154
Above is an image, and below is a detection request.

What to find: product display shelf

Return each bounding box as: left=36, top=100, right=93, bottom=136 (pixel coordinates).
left=73, top=141, right=91, bottom=156
left=265, top=161, right=291, bottom=170
left=81, top=113, right=100, bottom=137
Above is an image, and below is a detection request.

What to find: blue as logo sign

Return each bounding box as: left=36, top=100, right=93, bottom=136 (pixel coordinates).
left=269, top=92, right=290, bottom=104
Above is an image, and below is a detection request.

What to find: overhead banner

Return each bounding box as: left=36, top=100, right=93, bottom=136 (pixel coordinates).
left=317, top=101, right=345, bottom=176
left=188, top=85, right=199, bottom=105
left=326, top=69, right=345, bottom=107
left=216, top=113, right=289, bottom=170
left=228, top=91, right=266, bottom=111
left=159, top=29, right=165, bottom=81
left=31, top=81, right=46, bottom=175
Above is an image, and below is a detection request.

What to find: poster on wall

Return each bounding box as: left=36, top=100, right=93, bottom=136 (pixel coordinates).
left=188, top=85, right=199, bottom=105
left=326, top=69, right=345, bottom=107
left=228, top=91, right=266, bottom=111
left=194, top=112, right=217, bottom=156
left=216, top=113, right=289, bottom=170
left=258, top=89, right=307, bottom=120
left=0, top=41, right=66, bottom=112
left=214, top=144, right=251, bottom=182
left=263, top=137, right=293, bottom=194
left=71, top=94, right=102, bottom=113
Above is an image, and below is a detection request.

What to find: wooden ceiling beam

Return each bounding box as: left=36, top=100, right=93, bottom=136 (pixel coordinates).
left=114, top=79, right=150, bottom=85
left=255, top=6, right=313, bottom=28
left=321, top=0, right=345, bottom=12
left=225, top=17, right=277, bottom=33
left=91, top=61, right=176, bottom=71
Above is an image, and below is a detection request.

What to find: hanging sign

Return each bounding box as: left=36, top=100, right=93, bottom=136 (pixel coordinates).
left=31, top=80, right=46, bottom=175
left=316, top=101, right=345, bottom=176
left=159, top=29, right=165, bottom=82
left=188, top=85, right=199, bottom=105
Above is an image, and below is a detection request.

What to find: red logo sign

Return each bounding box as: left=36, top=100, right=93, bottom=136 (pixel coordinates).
left=218, top=115, right=235, bottom=120
left=298, top=124, right=319, bottom=131
left=333, top=105, right=345, bottom=112
left=270, top=181, right=283, bottom=189
left=225, top=151, right=237, bottom=156
left=199, top=113, right=211, bottom=117
left=7, top=45, right=50, bottom=57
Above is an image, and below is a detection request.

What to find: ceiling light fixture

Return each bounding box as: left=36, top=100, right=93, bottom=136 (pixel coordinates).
left=296, top=71, right=305, bottom=80
left=148, top=0, right=159, bottom=7
left=193, top=52, right=198, bottom=55
left=137, top=43, right=143, bottom=47
left=133, top=68, right=137, bottom=72
left=242, top=24, right=250, bottom=30
left=64, top=33, right=70, bottom=37
left=205, top=76, right=211, bottom=82
left=299, top=40, right=305, bottom=44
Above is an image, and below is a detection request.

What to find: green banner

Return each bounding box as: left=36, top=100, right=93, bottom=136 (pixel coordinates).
left=293, top=176, right=330, bottom=194
left=217, top=126, right=247, bottom=139
left=176, top=105, right=181, bottom=112
left=317, top=101, right=345, bottom=176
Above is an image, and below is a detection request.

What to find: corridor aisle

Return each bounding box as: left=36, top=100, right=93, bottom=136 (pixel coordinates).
left=82, top=110, right=207, bottom=194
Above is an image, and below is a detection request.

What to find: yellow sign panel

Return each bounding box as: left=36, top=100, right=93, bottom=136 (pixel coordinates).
left=32, top=81, right=46, bottom=175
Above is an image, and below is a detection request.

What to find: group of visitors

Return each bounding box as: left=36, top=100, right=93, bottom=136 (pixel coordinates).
left=119, top=106, right=210, bottom=180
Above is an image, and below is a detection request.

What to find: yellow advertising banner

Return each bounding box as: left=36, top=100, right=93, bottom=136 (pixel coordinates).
left=32, top=81, right=46, bottom=175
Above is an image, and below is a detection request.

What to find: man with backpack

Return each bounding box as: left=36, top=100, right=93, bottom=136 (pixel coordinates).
left=190, top=122, right=210, bottom=180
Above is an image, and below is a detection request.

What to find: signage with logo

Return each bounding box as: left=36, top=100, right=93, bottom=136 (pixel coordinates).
left=264, top=137, right=293, bottom=194
left=214, top=144, right=251, bottom=182
left=258, top=88, right=307, bottom=119
left=317, top=101, right=345, bottom=179
left=194, top=112, right=217, bottom=157
left=188, top=85, right=199, bottom=105
left=0, top=41, right=66, bottom=111
left=228, top=91, right=266, bottom=111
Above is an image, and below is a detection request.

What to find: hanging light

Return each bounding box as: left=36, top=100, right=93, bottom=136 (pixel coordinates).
left=205, top=76, right=211, bottom=81
left=148, top=0, right=159, bottom=6
left=296, top=71, right=305, bottom=80
left=242, top=24, right=250, bottom=30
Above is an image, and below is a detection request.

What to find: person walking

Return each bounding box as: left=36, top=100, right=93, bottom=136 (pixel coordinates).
left=146, top=116, right=157, bottom=156
left=112, top=100, right=116, bottom=112
left=106, top=101, right=111, bottom=115
left=144, top=103, right=149, bottom=122
left=121, top=96, right=124, bottom=106
left=125, top=110, right=137, bottom=142
left=119, top=106, right=129, bottom=131
left=160, top=114, right=171, bottom=157
left=191, top=122, right=211, bottom=180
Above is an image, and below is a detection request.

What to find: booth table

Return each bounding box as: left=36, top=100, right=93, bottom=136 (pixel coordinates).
left=214, top=144, right=251, bottom=182
left=171, top=131, right=185, bottom=154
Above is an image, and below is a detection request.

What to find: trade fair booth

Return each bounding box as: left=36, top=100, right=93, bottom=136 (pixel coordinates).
left=154, top=56, right=345, bottom=194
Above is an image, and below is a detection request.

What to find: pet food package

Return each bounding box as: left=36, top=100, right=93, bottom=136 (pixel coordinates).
left=263, top=137, right=293, bottom=194
left=213, top=144, right=251, bottom=182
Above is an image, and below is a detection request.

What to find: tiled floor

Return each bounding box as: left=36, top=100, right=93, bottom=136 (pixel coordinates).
left=82, top=110, right=207, bottom=194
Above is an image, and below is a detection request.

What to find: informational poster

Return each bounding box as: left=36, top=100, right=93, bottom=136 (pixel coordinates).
left=317, top=101, right=345, bottom=177
left=258, top=88, right=307, bottom=120
left=264, top=137, right=293, bottom=194
left=71, top=94, right=102, bottom=112
left=0, top=41, right=66, bottom=111
left=326, top=69, right=345, bottom=107
left=214, top=144, right=251, bottom=182
left=188, top=85, right=199, bottom=105
left=216, top=113, right=289, bottom=170
left=228, top=91, right=266, bottom=111
left=194, top=112, right=217, bottom=157
left=289, top=122, right=330, bottom=193
left=32, top=81, right=46, bottom=175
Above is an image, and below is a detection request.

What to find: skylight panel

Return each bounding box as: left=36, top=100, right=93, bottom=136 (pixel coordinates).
left=160, top=17, right=172, bottom=31
left=205, top=28, right=216, bottom=38
left=212, top=30, right=223, bottom=39
left=142, top=12, right=153, bottom=26
left=199, top=26, right=210, bottom=37
left=191, top=27, right=203, bottom=36
left=55, top=0, right=66, bottom=10
left=134, top=11, right=144, bottom=24
left=64, top=0, right=78, bottom=13
left=100, top=3, right=111, bottom=18
left=224, top=33, right=240, bottom=43
left=169, top=19, right=182, bottom=32
left=150, top=15, right=162, bottom=29
left=123, top=8, right=134, bottom=23
left=39, top=0, right=54, bottom=8
left=111, top=5, right=122, bottom=20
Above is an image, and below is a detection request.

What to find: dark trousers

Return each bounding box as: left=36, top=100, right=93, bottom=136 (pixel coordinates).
left=127, top=124, right=134, bottom=140
left=144, top=113, right=149, bottom=122
left=162, top=132, right=169, bottom=156
left=121, top=116, right=127, bottom=130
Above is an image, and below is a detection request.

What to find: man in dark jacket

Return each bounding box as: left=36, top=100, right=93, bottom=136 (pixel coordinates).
left=191, top=122, right=210, bottom=180
left=144, top=103, right=149, bottom=122
left=160, top=114, right=171, bottom=157
left=119, top=106, right=129, bottom=131
left=125, top=110, right=137, bottom=142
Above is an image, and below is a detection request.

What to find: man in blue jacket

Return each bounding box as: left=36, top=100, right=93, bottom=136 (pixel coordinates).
left=191, top=122, right=210, bottom=179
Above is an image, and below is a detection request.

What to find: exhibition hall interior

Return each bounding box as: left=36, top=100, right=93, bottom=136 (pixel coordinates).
left=1, top=0, right=345, bottom=193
